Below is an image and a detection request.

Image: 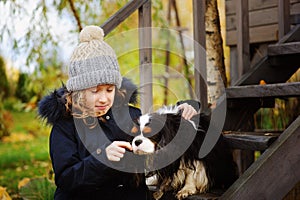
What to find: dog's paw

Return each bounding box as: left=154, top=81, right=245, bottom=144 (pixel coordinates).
left=176, top=188, right=196, bottom=200
left=153, top=191, right=164, bottom=200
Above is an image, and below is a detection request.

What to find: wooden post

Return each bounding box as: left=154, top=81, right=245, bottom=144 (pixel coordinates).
left=278, top=0, right=290, bottom=39
left=139, top=0, right=152, bottom=114
left=229, top=47, right=238, bottom=86
left=193, top=0, right=207, bottom=110
left=236, top=0, right=250, bottom=77
left=162, top=0, right=172, bottom=105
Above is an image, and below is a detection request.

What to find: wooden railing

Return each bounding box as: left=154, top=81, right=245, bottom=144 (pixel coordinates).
left=100, top=0, right=207, bottom=113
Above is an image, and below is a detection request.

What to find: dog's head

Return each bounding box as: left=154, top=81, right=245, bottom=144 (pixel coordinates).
left=131, top=106, right=201, bottom=155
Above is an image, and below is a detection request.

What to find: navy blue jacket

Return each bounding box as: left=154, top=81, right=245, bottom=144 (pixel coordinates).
left=38, top=79, right=150, bottom=200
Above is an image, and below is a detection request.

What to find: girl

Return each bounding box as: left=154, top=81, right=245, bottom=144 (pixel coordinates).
left=38, top=25, right=198, bottom=200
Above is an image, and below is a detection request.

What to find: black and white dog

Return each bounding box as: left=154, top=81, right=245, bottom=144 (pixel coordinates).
left=131, top=106, right=238, bottom=200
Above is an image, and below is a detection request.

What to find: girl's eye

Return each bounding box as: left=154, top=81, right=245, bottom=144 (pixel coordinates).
left=90, top=90, right=98, bottom=94
left=107, top=88, right=114, bottom=92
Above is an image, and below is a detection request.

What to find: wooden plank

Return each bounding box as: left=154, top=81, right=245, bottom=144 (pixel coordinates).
left=268, top=41, right=300, bottom=56
left=101, top=0, right=148, bottom=35
left=225, top=0, right=300, bottom=15
left=138, top=0, right=152, bottom=114
left=291, top=2, right=300, bottom=15
left=226, top=82, right=300, bottom=99
left=226, top=3, right=300, bottom=31
left=226, top=0, right=277, bottom=15
left=220, top=116, right=300, bottom=200
left=226, top=24, right=278, bottom=46
left=223, top=132, right=279, bottom=151
left=226, top=7, right=279, bottom=31
left=193, top=0, right=207, bottom=110
left=278, top=0, right=291, bottom=39
left=227, top=98, right=275, bottom=109
left=226, top=130, right=282, bottom=135
left=236, top=0, right=250, bottom=76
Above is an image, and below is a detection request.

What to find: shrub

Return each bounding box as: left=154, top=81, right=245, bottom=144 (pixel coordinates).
left=0, top=95, right=11, bottom=139
left=0, top=56, right=10, bottom=98
left=15, top=73, right=35, bottom=103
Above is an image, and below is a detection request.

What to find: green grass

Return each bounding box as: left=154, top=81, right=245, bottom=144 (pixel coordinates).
left=0, top=110, right=52, bottom=199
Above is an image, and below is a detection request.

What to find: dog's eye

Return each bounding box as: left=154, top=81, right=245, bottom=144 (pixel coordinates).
left=142, top=126, right=152, bottom=134
left=131, top=126, right=139, bottom=134
left=144, top=118, right=151, bottom=127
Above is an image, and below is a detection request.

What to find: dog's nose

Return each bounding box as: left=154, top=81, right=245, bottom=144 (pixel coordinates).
left=134, top=139, right=143, bottom=146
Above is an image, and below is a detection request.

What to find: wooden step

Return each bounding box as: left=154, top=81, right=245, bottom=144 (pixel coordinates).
left=223, top=131, right=280, bottom=151
left=268, top=41, right=300, bottom=56
left=220, top=116, right=300, bottom=200
left=226, top=82, right=300, bottom=99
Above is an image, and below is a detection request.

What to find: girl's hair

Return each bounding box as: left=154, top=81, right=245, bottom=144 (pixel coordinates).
left=65, top=87, right=127, bottom=127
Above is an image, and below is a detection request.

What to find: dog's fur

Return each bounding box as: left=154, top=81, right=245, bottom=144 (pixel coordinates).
left=131, top=106, right=238, bottom=200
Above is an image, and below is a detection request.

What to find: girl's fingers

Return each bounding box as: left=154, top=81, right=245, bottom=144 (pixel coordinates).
left=116, top=141, right=133, bottom=151
left=105, top=141, right=132, bottom=161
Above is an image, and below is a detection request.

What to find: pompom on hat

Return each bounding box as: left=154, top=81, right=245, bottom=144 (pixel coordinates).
left=66, top=25, right=122, bottom=91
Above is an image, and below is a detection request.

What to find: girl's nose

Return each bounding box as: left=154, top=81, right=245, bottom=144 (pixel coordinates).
left=97, top=92, right=107, bottom=102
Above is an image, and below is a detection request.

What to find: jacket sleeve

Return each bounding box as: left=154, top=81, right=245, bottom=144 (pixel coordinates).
left=49, top=120, right=114, bottom=191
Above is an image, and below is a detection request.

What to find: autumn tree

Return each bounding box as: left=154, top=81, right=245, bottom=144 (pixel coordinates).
left=0, top=0, right=228, bottom=106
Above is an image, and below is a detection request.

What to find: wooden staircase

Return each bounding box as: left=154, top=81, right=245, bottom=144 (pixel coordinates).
left=211, top=24, right=300, bottom=200
left=184, top=25, right=300, bottom=200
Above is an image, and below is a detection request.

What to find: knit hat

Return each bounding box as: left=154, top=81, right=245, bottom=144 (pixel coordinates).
left=66, top=25, right=122, bottom=91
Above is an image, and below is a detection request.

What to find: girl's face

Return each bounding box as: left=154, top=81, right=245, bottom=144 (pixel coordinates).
left=85, top=84, right=116, bottom=117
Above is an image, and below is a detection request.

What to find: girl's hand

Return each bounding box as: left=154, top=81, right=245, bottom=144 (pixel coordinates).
left=178, top=103, right=198, bottom=120
left=105, top=141, right=132, bottom=162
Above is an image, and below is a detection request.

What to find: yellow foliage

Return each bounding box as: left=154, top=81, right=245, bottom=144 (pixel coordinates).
left=0, top=187, right=12, bottom=200
left=2, top=132, right=34, bottom=143
left=18, top=178, right=31, bottom=189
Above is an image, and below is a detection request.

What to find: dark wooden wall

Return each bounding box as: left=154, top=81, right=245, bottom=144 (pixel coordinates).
left=225, top=0, right=300, bottom=46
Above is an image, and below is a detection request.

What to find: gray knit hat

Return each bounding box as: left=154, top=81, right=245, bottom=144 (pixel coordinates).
left=66, top=25, right=122, bottom=91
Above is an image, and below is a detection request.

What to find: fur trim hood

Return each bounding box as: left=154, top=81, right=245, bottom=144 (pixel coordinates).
left=38, top=77, right=139, bottom=125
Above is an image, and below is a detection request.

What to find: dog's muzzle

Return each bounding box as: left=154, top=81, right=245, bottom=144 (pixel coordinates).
left=132, top=135, right=155, bottom=155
